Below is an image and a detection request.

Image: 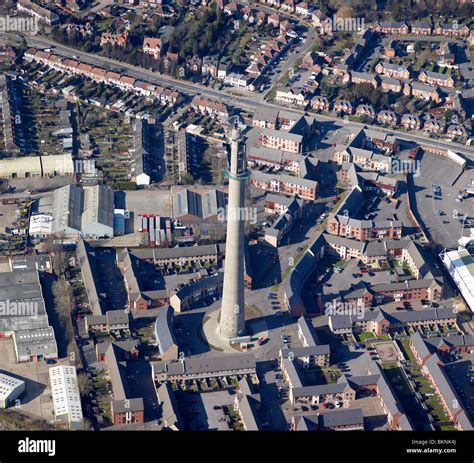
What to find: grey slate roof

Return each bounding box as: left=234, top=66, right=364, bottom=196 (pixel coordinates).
left=77, top=239, right=106, bottom=316
left=250, top=169, right=318, bottom=190
left=297, top=316, right=320, bottom=346
left=424, top=353, right=473, bottom=430
left=281, top=357, right=303, bottom=388
left=292, top=382, right=353, bottom=398
left=174, top=273, right=223, bottom=300
left=281, top=345, right=330, bottom=358
left=112, top=397, right=144, bottom=414
left=13, top=326, right=58, bottom=359
left=152, top=353, right=257, bottom=377
left=0, top=270, right=50, bottom=332
left=154, top=305, right=178, bottom=357
left=157, top=382, right=183, bottom=430
left=173, top=188, right=227, bottom=220
left=121, top=244, right=222, bottom=263
left=318, top=407, right=364, bottom=428
left=9, top=255, right=52, bottom=272
left=368, top=362, right=413, bottom=430
left=410, top=331, right=433, bottom=361
left=96, top=339, right=139, bottom=356
left=237, top=394, right=261, bottom=430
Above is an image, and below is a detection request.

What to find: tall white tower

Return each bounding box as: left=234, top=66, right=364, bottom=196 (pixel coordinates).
left=219, top=124, right=247, bottom=340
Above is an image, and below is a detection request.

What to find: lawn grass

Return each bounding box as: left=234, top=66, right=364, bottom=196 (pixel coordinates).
left=398, top=339, right=416, bottom=362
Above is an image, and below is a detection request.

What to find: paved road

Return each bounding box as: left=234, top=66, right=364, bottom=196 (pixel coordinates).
left=4, top=32, right=474, bottom=161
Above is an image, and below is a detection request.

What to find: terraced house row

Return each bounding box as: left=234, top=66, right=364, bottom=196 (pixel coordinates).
left=24, top=48, right=183, bottom=106
left=284, top=229, right=445, bottom=317
left=410, top=332, right=473, bottom=430
left=374, top=21, right=471, bottom=38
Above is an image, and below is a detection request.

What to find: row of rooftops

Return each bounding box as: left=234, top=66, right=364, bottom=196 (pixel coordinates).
left=324, top=279, right=442, bottom=307
left=265, top=196, right=304, bottom=238
left=330, top=215, right=402, bottom=230
left=350, top=67, right=456, bottom=86
left=248, top=145, right=316, bottom=167
left=375, top=21, right=471, bottom=33
left=305, top=226, right=430, bottom=274
left=337, top=145, right=392, bottom=167
left=117, top=243, right=225, bottom=264
left=156, top=382, right=183, bottom=430
left=131, top=119, right=151, bottom=181
left=280, top=337, right=412, bottom=430
left=172, top=188, right=228, bottom=221
left=343, top=166, right=400, bottom=189
left=284, top=225, right=444, bottom=317
left=152, top=353, right=257, bottom=379
left=190, top=96, right=229, bottom=117
left=154, top=305, right=178, bottom=358
left=410, top=331, right=474, bottom=362
left=172, top=272, right=224, bottom=301
left=17, top=0, right=59, bottom=24
left=86, top=310, right=129, bottom=329
left=250, top=169, right=318, bottom=190
left=297, top=315, right=321, bottom=346
left=410, top=332, right=473, bottom=430
left=104, top=341, right=144, bottom=414
left=25, top=48, right=181, bottom=102
left=293, top=407, right=364, bottom=430
left=77, top=240, right=107, bottom=316
left=329, top=307, right=457, bottom=331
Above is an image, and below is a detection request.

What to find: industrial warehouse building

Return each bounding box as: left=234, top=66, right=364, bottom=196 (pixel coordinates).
left=0, top=153, right=74, bottom=179
left=441, top=248, right=474, bottom=312
left=13, top=327, right=58, bottom=363
left=52, top=184, right=114, bottom=238
left=49, top=366, right=84, bottom=430
left=0, top=373, right=25, bottom=408
left=172, top=188, right=228, bottom=222
left=27, top=184, right=117, bottom=242
left=30, top=184, right=115, bottom=240
left=0, top=269, right=58, bottom=362
left=0, top=269, right=50, bottom=334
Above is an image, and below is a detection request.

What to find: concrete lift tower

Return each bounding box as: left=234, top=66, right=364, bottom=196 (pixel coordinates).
left=218, top=121, right=248, bottom=341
